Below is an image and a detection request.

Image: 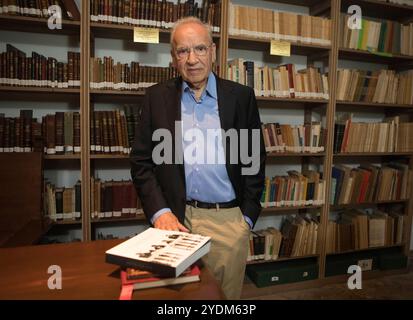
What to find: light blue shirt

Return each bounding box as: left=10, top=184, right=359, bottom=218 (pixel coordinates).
left=151, top=73, right=252, bottom=228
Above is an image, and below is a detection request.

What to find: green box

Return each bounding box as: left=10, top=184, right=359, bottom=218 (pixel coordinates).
left=379, top=253, right=408, bottom=270
left=326, top=252, right=380, bottom=277
left=246, top=260, right=318, bottom=288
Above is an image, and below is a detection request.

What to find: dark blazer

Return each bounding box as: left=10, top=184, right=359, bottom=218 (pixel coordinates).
left=130, top=74, right=266, bottom=227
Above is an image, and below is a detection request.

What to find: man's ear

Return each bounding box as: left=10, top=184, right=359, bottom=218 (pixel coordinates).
left=171, top=50, right=177, bottom=68
left=211, top=43, right=217, bottom=63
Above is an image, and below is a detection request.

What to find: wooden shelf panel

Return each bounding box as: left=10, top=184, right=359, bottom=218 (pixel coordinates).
left=90, top=154, right=129, bottom=159
left=334, top=152, right=413, bottom=157
left=228, top=35, right=331, bottom=56
left=326, top=243, right=404, bottom=256
left=0, top=15, right=80, bottom=35
left=331, top=199, right=408, bottom=210
left=91, top=216, right=146, bottom=224
left=256, top=96, right=329, bottom=104
left=341, top=0, right=413, bottom=21
left=0, top=86, right=80, bottom=102
left=247, top=254, right=319, bottom=265
left=90, top=89, right=144, bottom=102
left=336, top=100, right=413, bottom=109
left=267, top=152, right=325, bottom=157
left=261, top=205, right=323, bottom=215
left=339, top=48, right=413, bottom=64
left=44, top=154, right=81, bottom=160
left=264, top=0, right=324, bottom=7
left=51, top=219, right=82, bottom=226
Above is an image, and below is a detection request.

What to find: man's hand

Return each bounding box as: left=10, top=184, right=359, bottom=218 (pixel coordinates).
left=154, top=211, right=189, bottom=232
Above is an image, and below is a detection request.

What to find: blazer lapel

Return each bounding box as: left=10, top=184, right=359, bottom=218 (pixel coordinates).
left=216, top=76, right=237, bottom=132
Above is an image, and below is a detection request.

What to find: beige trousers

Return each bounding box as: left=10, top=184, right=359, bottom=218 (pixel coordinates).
left=184, top=205, right=250, bottom=300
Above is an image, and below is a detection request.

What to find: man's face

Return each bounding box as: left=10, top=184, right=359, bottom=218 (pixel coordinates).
left=171, top=23, right=216, bottom=89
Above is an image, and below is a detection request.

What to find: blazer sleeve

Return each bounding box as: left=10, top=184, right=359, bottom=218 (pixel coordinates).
left=239, top=88, right=266, bottom=227
left=130, top=88, right=169, bottom=223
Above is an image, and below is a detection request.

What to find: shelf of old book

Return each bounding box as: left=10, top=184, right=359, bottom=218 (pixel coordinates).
left=330, top=199, right=408, bottom=210
left=90, top=22, right=221, bottom=41
left=44, top=154, right=81, bottom=160
left=246, top=253, right=319, bottom=265
left=91, top=216, right=146, bottom=224
left=340, top=0, right=413, bottom=22
left=339, top=48, right=413, bottom=65
left=0, top=15, right=80, bottom=35
left=228, top=35, right=331, bottom=56
left=336, top=101, right=413, bottom=110
left=326, top=243, right=405, bottom=256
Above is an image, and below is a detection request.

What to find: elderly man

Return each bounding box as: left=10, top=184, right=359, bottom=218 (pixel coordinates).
left=130, top=17, right=265, bottom=299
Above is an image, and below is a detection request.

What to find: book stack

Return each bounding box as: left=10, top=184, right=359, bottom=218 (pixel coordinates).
left=90, top=178, right=143, bottom=220
left=326, top=209, right=405, bottom=253
left=44, top=180, right=82, bottom=221
left=90, top=110, right=130, bottom=155
left=331, top=163, right=413, bottom=205
left=90, top=57, right=178, bottom=91
left=229, top=4, right=331, bottom=46
left=261, top=170, right=326, bottom=208
left=227, top=60, right=329, bottom=100
left=0, top=0, right=80, bottom=20
left=106, top=227, right=211, bottom=278
left=336, top=69, right=413, bottom=105
left=119, top=265, right=201, bottom=299
left=247, top=215, right=319, bottom=261
left=334, top=113, right=413, bottom=153
left=90, top=0, right=221, bottom=32
left=0, top=45, right=80, bottom=88
left=262, top=122, right=326, bottom=154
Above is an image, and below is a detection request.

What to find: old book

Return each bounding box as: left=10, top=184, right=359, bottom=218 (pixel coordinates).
left=106, top=228, right=210, bottom=277
left=119, top=264, right=201, bottom=300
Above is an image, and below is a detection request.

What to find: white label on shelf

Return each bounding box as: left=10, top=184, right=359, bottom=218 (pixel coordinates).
left=358, top=259, right=373, bottom=271
left=113, top=211, right=122, bottom=217
left=74, top=147, right=81, bottom=153
left=55, top=146, right=64, bottom=152
left=74, top=212, right=81, bottom=218
left=65, top=146, right=74, bottom=152
left=271, top=276, right=279, bottom=282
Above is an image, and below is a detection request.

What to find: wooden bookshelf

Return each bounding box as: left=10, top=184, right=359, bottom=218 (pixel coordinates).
left=336, top=100, right=413, bottom=109
left=51, top=219, right=82, bottom=226
left=339, top=47, right=413, bottom=64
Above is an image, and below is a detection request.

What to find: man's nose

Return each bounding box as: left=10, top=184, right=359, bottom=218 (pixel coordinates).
left=186, top=49, right=198, bottom=65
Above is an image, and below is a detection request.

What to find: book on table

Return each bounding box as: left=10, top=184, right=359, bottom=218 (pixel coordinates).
left=105, top=227, right=211, bottom=277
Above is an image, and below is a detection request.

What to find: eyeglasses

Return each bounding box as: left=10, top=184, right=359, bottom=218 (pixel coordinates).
left=174, top=44, right=213, bottom=60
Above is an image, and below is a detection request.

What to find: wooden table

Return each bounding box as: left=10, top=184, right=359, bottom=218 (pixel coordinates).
left=0, top=239, right=225, bottom=300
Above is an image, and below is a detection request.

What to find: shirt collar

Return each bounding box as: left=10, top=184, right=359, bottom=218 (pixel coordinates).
left=182, top=72, right=217, bottom=100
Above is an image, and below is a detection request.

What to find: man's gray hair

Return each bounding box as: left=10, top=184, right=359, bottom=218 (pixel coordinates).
left=170, top=17, right=213, bottom=48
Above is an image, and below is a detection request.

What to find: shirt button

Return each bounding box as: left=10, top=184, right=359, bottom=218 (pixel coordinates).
left=195, top=168, right=199, bottom=172
left=195, top=189, right=198, bottom=193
